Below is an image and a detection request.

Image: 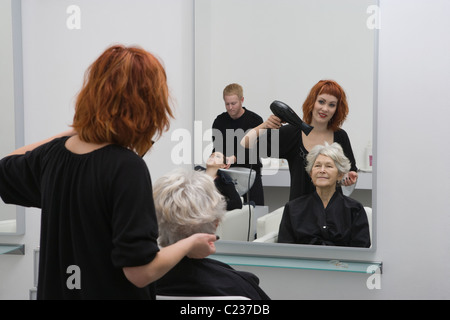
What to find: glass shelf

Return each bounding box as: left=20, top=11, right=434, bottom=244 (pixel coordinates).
left=0, top=243, right=25, bottom=255
left=213, top=254, right=382, bottom=274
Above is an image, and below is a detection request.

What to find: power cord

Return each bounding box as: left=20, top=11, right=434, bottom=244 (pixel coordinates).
left=246, top=164, right=253, bottom=242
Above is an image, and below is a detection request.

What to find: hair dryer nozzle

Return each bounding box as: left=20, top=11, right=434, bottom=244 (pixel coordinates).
left=270, top=100, right=313, bottom=135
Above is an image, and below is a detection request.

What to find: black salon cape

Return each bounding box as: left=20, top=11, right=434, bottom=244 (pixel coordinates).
left=0, top=137, right=160, bottom=299
left=156, top=257, right=270, bottom=300
left=278, top=191, right=371, bottom=247
left=266, top=124, right=358, bottom=201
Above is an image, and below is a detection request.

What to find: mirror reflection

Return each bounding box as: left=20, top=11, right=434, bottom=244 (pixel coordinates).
left=0, top=0, right=24, bottom=235
left=194, top=0, right=377, bottom=249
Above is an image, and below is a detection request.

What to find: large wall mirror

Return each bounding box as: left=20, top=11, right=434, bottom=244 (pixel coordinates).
left=0, top=0, right=25, bottom=235
left=194, top=0, right=379, bottom=259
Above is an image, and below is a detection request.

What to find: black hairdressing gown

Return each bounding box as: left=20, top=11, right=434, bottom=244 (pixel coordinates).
left=156, top=257, right=270, bottom=300
left=278, top=191, right=371, bottom=248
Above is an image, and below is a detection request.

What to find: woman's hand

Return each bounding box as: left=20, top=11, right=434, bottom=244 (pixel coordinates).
left=224, top=155, right=236, bottom=169
left=240, top=115, right=283, bottom=149
left=342, top=171, right=358, bottom=186
left=186, top=233, right=218, bottom=259
left=264, top=115, right=284, bottom=129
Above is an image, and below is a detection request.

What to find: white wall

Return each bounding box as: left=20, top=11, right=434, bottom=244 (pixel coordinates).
left=1, top=0, right=450, bottom=300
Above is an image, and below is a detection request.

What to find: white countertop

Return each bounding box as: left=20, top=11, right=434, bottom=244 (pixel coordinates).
left=261, top=159, right=372, bottom=190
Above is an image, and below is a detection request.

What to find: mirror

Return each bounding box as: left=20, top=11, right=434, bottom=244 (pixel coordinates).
left=194, top=0, right=378, bottom=255
left=0, top=0, right=25, bottom=235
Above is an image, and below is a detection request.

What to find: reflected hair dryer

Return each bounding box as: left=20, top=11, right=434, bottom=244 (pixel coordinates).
left=270, top=100, right=314, bottom=135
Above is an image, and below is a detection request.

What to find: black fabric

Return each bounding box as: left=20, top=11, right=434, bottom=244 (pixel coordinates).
left=267, top=124, right=358, bottom=201
left=156, top=257, right=270, bottom=300
left=212, top=107, right=265, bottom=205
left=278, top=191, right=371, bottom=247
left=194, top=166, right=242, bottom=211
left=0, top=137, right=160, bottom=299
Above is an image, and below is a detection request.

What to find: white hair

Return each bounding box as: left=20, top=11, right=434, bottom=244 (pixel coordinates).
left=305, top=142, right=351, bottom=175
left=153, top=168, right=226, bottom=247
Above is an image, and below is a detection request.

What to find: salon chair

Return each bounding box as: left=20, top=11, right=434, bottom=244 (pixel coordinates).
left=364, top=207, right=372, bottom=243
left=0, top=219, right=16, bottom=233
left=253, top=206, right=284, bottom=243
left=215, top=199, right=254, bottom=241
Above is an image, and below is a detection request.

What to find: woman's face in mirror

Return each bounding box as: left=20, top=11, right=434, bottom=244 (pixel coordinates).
left=206, top=152, right=226, bottom=168
left=310, top=154, right=343, bottom=189
left=312, top=94, right=338, bottom=126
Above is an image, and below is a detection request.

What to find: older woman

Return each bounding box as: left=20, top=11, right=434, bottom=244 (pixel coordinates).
left=277, top=142, right=370, bottom=247
left=154, top=168, right=270, bottom=300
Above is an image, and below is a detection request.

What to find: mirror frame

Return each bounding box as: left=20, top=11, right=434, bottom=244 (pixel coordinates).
left=0, top=0, right=25, bottom=236
left=194, top=0, right=379, bottom=261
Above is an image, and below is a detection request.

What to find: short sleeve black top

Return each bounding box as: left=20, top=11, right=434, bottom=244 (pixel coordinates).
left=0, top=137, right=160, bottom=299
left=267, top=124, right=358, bottom=201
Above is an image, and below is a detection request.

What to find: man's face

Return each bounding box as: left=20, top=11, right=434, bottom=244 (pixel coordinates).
left=224, top=94, right=244, bottom=119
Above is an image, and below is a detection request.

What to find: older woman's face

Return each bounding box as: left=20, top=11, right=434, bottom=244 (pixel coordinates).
left=310, top=154, right=343, bottom=188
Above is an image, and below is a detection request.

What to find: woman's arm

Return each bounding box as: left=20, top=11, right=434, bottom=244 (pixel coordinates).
left=221, top=181, right=243, bottom=210
left=122, top=233, right=217, bottom=288
left=7, top=129, right=76, bottom=156
left=240, top=115, right=282, bottom=149
left=336, top=129, right=358, bottom=186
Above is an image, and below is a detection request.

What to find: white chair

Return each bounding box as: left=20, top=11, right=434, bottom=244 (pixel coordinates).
left=216, top=203, right=253, bottom=241
left=253, top=206, right=284, bottom=243
left=156, top=295, right=250, bottom=300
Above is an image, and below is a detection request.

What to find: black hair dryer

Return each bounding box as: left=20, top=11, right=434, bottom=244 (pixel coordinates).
left=270, top=100, right=314, bottom=136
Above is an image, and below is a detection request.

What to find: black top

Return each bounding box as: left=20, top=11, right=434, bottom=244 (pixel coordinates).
left=267, top=124, right=358, bottom=201
left=212, top=107, right=264, bottom=171
left=156, top=257, right=270, bottom=300
left=0, top=137, right=160, bottom=299
left=194, top=166, right=242, bottom=211
left=278, top=191, right=371, bottom=247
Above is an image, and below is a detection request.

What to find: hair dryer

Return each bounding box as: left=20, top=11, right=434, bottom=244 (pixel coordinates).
left=270, top=100, right=313, bottom=135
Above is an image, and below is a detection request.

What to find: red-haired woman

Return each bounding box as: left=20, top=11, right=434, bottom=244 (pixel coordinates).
left=0, top=45, right=217, bottom=299
left=242, top=80, right=358, bottom=201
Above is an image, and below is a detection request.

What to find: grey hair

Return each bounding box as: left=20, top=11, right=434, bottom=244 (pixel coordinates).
left=305, top=142, right=351, bottom=176
left=153, top=168, right=227, bottom=247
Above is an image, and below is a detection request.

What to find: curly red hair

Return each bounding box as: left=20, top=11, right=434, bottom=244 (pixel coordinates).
left=72, top=44, right=173, bottom=156
left=302, top=80, right=349, bottom=131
